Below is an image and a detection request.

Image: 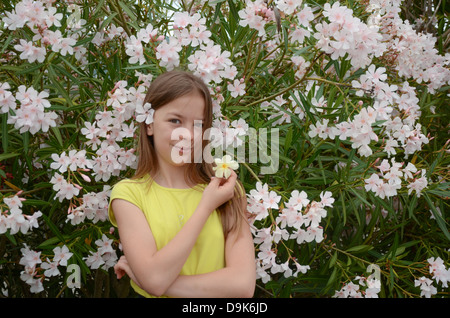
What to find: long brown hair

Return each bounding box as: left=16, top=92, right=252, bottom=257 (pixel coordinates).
left=133, top=70, right=246, bottom=237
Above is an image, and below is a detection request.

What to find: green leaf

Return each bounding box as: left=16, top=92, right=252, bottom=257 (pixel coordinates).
left=424, top=193, right=450, bottom=241
left=0, top=152, right=20, bottom=162
left=348, top=187, right=371, bottom=207
left=117, top=0, right=136, bottom=21
left=41, top=214, right=65, bottom=244
left=1, top=113, right=8, bottom=153
left=329, top=252, right=338, bottom=268
left=325, top=267, right=338, bottom=291
left=346, top=245, right=373, bottom=254
left=47, top=65, right=73, bottom=107
left=50, top=126, right=64, bottom=148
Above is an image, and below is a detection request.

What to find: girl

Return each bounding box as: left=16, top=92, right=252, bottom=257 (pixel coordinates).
left=108, top=71, right=256, bottom=298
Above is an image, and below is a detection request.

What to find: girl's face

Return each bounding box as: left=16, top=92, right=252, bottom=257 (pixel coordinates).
left=146, top=92, right=205, bottom=168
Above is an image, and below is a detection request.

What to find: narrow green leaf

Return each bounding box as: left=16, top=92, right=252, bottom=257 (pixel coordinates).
left=348, top=187, right=371, bottom=207
left=346, top=245, right=373, bottom=254
left=118, top=0, right=136, bottom=21
left=47, top=65, right=73, bottom=107
left=51, top=126, right=64, bottom=148
left=0, top=152, right=19, bottom=162
left=1, top=113, right=8, bottom=153
left=329, top=252, right=338, bottom=268
left=41, top=214, right=65, bottom=243
left=424, top=193, right=450, bottom=241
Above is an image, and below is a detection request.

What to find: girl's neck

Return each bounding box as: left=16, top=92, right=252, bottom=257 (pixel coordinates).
left=151, top=166, right=192, bottom=189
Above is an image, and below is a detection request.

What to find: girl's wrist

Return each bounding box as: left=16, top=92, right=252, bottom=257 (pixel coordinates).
left=198, top=197, right=216, bottom=214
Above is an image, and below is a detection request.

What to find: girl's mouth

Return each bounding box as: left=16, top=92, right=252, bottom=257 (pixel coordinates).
left=173, top=144, right=192, bottom=153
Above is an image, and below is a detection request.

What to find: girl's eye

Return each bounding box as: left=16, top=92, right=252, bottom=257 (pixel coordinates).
left=170, top=119, right=181, bottom=124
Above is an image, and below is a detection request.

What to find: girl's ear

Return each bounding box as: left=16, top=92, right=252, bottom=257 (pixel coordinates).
left=146, top=124, right=154, bottom=136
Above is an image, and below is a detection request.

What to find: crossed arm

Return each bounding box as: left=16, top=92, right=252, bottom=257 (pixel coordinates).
left=111, top=180, right=256, bottom=297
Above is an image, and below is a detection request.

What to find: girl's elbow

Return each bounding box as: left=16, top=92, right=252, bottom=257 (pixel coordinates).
left=239, top=287, right=255, bottom=298
left=236, top=277, right=256, bottom=298
left=139, top=275, right=170, bottom=297
left=245, top=282, right=256, bottom=298
left=141, top=283, right=167, bottom=298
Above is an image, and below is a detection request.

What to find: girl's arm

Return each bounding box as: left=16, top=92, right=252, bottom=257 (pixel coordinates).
left=114, top=193, right=256, bottom=298
left=112, top=173, right=237, bottom=297
left=164, top=214, right=256, bottom=298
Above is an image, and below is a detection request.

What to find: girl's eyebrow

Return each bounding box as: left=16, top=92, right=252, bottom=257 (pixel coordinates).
left=166, top=112, right=204, bottom=121
left=166, top=112, right=182, bottom=118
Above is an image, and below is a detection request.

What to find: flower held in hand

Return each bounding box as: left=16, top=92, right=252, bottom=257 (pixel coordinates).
left=213, top=155, right=239, bottom=179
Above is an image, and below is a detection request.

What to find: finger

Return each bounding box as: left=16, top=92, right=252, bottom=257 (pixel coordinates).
left=114, top=266, right=124, bottom=278
left=228, top=170, right=238, bottom=181
left=209, top=176, right=222, bottom=187
left=220, top=170, right=237, bottom=188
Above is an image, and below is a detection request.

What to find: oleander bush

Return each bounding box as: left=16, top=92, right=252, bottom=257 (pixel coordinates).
left=0, top=0, right=449, bottom=298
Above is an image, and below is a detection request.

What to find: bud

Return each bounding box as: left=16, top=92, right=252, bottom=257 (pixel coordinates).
left=79, top=172, right=91, bottom=182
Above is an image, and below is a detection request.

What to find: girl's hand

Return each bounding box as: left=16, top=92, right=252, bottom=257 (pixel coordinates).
left=201, top=170, right=237, bottom=211
left=114, top=255, right=141, bottom=287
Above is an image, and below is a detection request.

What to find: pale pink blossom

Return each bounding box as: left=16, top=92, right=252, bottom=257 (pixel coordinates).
left=228, top=79, right=246, bottom=98
left=14, top=39, right=46, bottom=63
left=288, top=190, right=309, bottom=211
left=41, top=259, right=60, bottom=277
left=53, top=245, right=73, bottom=266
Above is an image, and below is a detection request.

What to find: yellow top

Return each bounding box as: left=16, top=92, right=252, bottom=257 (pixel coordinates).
left=108, top=176, right=225, bottom=298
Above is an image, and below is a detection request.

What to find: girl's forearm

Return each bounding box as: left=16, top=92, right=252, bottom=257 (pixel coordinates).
left=164, top=268, right=255, bottom=298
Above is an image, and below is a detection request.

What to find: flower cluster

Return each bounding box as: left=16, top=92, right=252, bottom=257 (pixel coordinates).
left=352, top=67, right=429, bottom=157
left=364, top=158, right=428, bottom=198
left=125, top=11, right=237, bottom=87
left=163, top=11, right=216, bottom=71
left=310, top=69, right=426, bottom=160
left=67, top=186, right=111, bottom=226
left=125, top=24, right=159, bottom=65
left=309, top=105, right=380, bottom=157
left=84, top=83, right=142, bottom=183
left=415, top=257, right=449, bottom=298
left=50, top=172, right=81, bottom=202
left=2, top=1, right=89, bottom=64
left=368, top=0, right=450, bottom=93
left=305, top=1, right=436, bottom=165
left=248, top=182, right=334, bottom=283
left=19, top=244, right=73, bottom=294
left=84, top=234, right=118, bottom=271
left=0, top=194, right=42, bottom=235
left=314, top=2, right=386, bottom=69
left=49, top=79, right=146, bottom=221
left=381, top=100, right=429, bottom=158
left=50, top=150, right=93, bottom=174
left=1, top=84, right=58, bottom=135
left=415, top=276, right=437, bottom=298
left=333, top=276, right=381, bottom=298
left=238, top=0, right=274, bottom=37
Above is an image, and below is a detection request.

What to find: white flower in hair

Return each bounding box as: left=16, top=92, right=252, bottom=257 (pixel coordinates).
left=135, top=102, right=155, bottom=125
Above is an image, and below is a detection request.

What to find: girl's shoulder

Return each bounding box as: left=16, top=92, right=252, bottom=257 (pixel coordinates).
left=112, top=176, right=151, bottom=192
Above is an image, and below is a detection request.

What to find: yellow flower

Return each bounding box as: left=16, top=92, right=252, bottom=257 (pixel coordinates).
left=213, top=155, right=239, bottom=179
